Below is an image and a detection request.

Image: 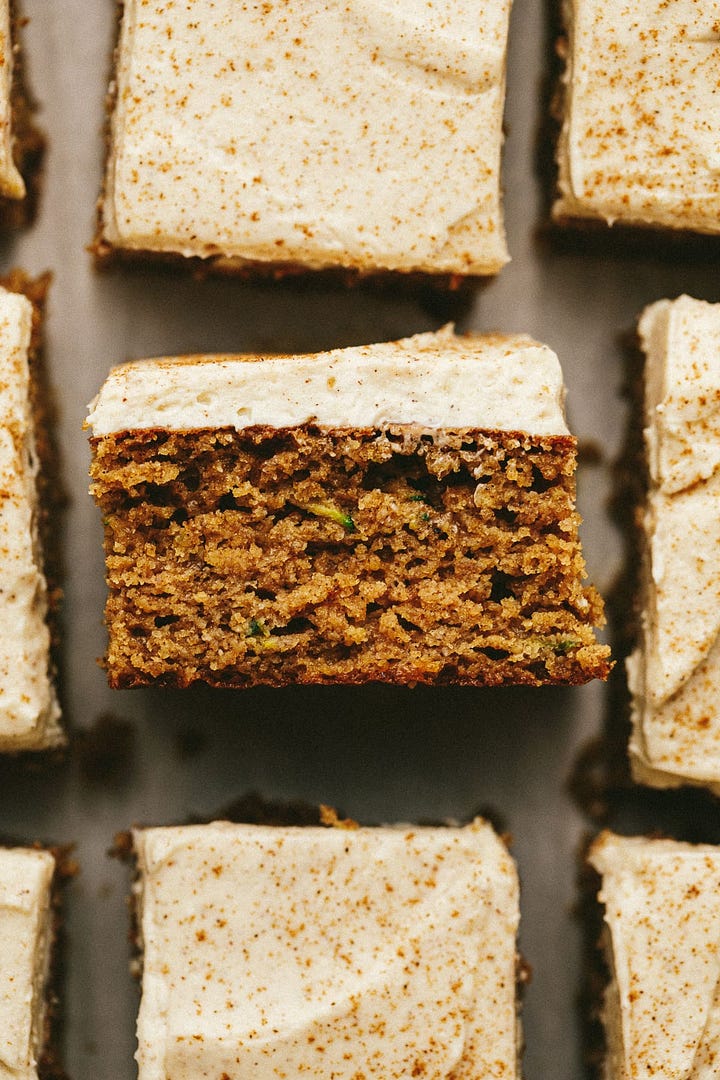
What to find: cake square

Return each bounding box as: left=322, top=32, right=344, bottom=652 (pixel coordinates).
left=0, top=274, right=62, bottom=750
left=553, top=0, right=720, bottom=235
left=96, top=0, right=511, bottom=277
left=589, top=832, right=720, bottom=1079
left=628, top=295, right=720, bottom=794
left=86, top=327, right=610, bottom=689
left=0, top=1, right=43, bottom=228
left=132, top=818, right=520, bottom=1080
left=0, top=846, right=57, bottom=1080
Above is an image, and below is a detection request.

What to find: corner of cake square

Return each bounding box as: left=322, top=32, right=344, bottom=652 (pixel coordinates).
left=87, top=326, right=610, bottom=689
left=96, top=0, right=511, bottom=278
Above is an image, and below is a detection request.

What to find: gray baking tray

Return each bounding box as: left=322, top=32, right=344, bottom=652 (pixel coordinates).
left=5, top=3, right=720, bottom=1077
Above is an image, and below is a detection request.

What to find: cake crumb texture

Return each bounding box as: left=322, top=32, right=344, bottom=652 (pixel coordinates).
left=91, top=424, right=610, bottom=688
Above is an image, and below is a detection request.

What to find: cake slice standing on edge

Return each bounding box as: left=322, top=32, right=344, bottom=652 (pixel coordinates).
left=0, top=274, right=62, bottom=750
left=589, top=832, right=720, bottom=1080
left=86, top=326, right=610, bottom=689
left=0, top=846, right=60, bottom=1080
left=553, top=0, right=720, bottom=236
left=132, top=817, right=520, bottom=1080
left=628, top=296, right=720, bottom=795
left=95, top=0, right=511, bottom=279
left=0, top=1, right=43, bottom=228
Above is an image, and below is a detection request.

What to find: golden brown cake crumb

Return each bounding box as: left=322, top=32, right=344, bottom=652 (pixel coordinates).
left=91, top=424, right=610, bottom=688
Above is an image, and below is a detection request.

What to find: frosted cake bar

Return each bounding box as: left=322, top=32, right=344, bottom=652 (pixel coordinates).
left=628, top=296, right=720, bottom=794
left=0, top=846, right=57, bottom=1080
left=86, top=327, right=610, bottom=689
left=554, top=0, right=720, bottom=235
left=0, top=280, right=61, bottom=751
left=590, top=832, right=720, bottom=1079
left=132, top=818, right=520, bottom=1080
left=96, top=0, right=512, bottom=277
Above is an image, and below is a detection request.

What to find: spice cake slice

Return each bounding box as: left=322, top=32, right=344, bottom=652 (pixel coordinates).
left=0, top=274, right=62, bottom=750
left=589, top=832, right=720, bottom=1080
left=553, top=0, right=720, bottom=236
left=131, top=817, right=520, bottom=1080
left=95, top=0, right=511, bottom=278
left=86, top=326, right=610, bottom=689
left=628, top=296, right=720, bottom=795
left=0, top=845, right=59, bottom=1080
left=0, top=1, right=43, bottom=229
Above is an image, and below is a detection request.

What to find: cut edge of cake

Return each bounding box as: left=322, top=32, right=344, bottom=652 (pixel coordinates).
left=86, top=327, right=611, bottom=690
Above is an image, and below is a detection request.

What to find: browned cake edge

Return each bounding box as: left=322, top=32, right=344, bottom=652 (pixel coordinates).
left=91, top=424, right=611, bottom=689
left=0, top=0, right=45, bottom=230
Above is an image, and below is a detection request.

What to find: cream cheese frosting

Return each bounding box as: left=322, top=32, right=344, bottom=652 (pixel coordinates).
left=554, top=0, right=720, bottom=233
left=628, top=296, right=720, bottom=793
left=0, top=1, right=24, bottom=201
left=132, top=819, right=520, bottom=1080
left=86, top=326, right=569, bottom=437
left=0, top=846, right=55, bottom=1080
left=100, top=0, right=511, bottom=275
left=0, top=287, right=61, bottom=751
left=590, top=832, right=720, bottom=1080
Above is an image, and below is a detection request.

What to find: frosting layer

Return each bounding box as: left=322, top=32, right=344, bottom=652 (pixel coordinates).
left=590, top=832, right=720, bottom=1080
left=133, top=819, right=519, bottom=1080
left=555, top=0, right=720, bottom=233
left=0, top=846, right=54, bottom=1080
left=86, top=327, right=569, bottom=437
left=629, top=296, right=720, bottom=793
left=101, top=0, right=511, bottom=274
left=0, top=287, right=61, bottom=751
left=0, top=1, right=23, bottom=200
